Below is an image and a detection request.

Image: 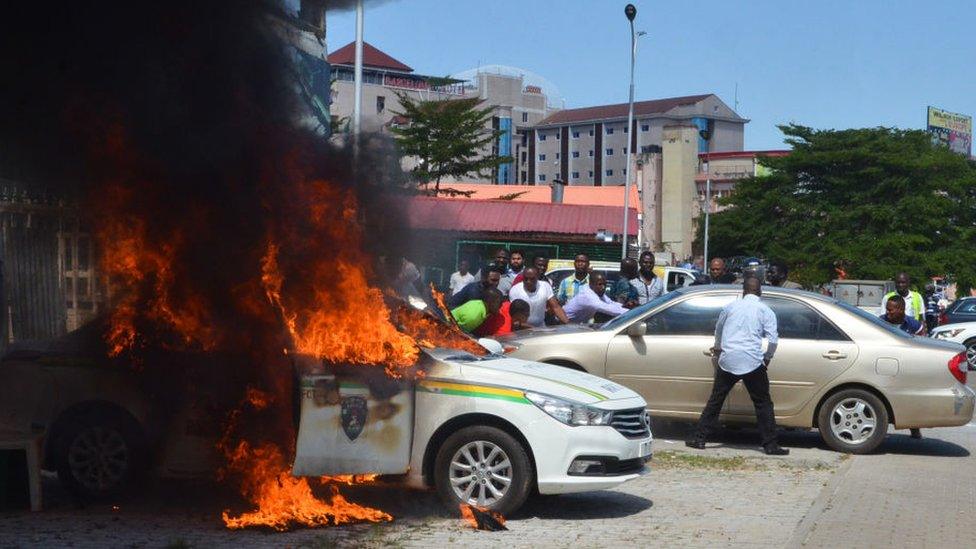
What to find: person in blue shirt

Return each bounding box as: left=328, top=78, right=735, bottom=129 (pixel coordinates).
left=880, top=294, right=926, bottom=336
left=687, top=276, right=789, bottom=455
left=879, top=294, right=927, bottom=440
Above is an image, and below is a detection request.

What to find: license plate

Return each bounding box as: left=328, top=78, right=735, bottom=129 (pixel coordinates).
left=639, top=440, right=652, bottom=458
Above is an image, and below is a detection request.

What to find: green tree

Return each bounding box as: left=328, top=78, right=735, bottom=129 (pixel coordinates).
left=390, top=92, right=512, bottom=192
left=701, top=124, right=976, bottom=291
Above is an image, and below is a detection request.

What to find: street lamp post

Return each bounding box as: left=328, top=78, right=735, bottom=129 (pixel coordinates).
left=621, top=3, right=638, bottom=260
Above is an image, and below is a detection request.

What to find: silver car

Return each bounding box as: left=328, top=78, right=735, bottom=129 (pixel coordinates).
left=504, top=285, right=975, bottom=453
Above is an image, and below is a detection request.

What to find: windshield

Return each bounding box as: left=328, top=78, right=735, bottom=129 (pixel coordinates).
left=834, top=299, right=914, bottom=338
left=599, top=291, right=682, bottom=331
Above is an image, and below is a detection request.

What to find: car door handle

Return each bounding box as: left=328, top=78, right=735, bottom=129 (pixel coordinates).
left=822, top=351, right=847, bottom=360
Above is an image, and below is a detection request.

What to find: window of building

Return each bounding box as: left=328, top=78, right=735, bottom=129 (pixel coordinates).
left=539, top=134, right=547, bottom=141
left=555, top=153, right=560, bottom=159
left=556, top=132, right=561, bottom=140
left=589, top=129, right=594, bottom=136
left=521, top=151, right=527, bottom=163
left=623, top=147, right=627, bottom=155
left=572, top=171, right=580, bottom=179
left=539, top=154, right=546, bottom=161
left=606, top=148, right=613, bottom=156
left=572, top=151, right=580, bottom=158
left=641, top=124, right=650, bottom=132
left=520, top=170, right=527, bottom=183
left=623, top=125, right=628, bottom=133
left=572, top=131, right=580, bottom=139
left=588, top=170, right=594, bottom=177
left=588, top=150, right=594, bottom=157
left=376, top=96, right=385, bottom=113
left=606, top=169, right=613, bottom=176
left=606, top=127, right=614, bottom=135
left=522, top=112, right=528, bottom=123
left=539, top=174, right=547, bottom=182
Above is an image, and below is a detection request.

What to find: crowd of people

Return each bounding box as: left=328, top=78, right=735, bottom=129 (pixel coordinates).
left=444, top=249, right=803, bottom=338
left=444, top=249, right=948, bottom=349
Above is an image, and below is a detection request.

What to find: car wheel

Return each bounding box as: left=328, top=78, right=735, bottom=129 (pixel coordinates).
left=54, top=410, right=145, bottom=499
left=963, top=338, right=976, bottom=371
left=434, top=425, right=533, bottom=516
left=817, top=389, right=888, bottom=454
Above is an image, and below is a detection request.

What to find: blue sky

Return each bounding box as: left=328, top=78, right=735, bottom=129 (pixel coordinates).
left=325, top=0, right=974, bottom=150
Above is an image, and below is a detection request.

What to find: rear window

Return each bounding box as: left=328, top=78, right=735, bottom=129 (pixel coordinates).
left=834, top=300, right=914, bottom=338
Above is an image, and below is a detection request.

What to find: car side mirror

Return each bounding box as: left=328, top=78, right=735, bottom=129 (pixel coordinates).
left=626, top=322, right=646, bottom=338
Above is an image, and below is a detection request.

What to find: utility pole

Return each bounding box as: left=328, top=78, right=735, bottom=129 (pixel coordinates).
left=352, top=0, right=364, bottom=159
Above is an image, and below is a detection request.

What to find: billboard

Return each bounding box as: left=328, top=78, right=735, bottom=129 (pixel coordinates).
left=927, top=106, right=972, bottom=157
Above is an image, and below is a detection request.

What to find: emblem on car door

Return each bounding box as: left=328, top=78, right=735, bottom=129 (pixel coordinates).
left=341, top=396, right=368, bottom=441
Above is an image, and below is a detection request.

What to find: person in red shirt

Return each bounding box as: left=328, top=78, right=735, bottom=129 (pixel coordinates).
left=474, top=299, right=530, bottom=337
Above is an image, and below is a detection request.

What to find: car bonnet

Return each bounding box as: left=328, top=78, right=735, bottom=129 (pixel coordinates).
left=437, top=354, right=641, bottom=407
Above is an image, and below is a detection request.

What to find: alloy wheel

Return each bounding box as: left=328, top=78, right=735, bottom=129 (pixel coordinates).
left=449, top=440, right=512, bottom=507
left=67, top=426, right=129, bottom=492
left=829, top=398, right=877, bottom=445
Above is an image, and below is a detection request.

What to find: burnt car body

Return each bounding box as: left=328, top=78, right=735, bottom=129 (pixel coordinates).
left=0, top=321, right=250, bottom=498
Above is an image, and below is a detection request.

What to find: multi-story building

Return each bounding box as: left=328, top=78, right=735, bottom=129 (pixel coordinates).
left=327, top=41, right=466, bottom=133
left=446, top=66, right=560, bottom=184
left=525, top=94, right=747, bottom=186
left=328, top=45, right=559, bottom=184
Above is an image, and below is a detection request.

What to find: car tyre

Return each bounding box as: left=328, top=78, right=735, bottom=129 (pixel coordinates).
left=817, top=389, right=888, bottom=454
left=434, top=425, right=533, bottom=516
left=53, top=409, right=146, bottom=500
left=963, top=338, right=976, bottom=371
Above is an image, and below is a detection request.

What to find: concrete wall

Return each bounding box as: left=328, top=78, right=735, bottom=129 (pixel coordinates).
left=660, top=125, right=699, bottom=260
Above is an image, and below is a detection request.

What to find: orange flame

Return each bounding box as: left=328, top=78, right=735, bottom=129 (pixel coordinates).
left=459, top=503, right=507, bottom=531
left=221, top=440, right=390, bottom=531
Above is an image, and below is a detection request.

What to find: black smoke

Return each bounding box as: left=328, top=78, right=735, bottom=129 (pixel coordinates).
left=0, top=0, right=411, bottom=451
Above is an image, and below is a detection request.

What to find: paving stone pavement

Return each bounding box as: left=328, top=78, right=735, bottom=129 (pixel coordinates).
left=792, top=422, right=976, bottom=548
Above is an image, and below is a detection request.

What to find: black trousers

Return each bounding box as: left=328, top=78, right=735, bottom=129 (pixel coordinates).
left=692, top=364, right=779, bottom=447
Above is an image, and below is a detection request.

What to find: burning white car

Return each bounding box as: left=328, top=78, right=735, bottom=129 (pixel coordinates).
left=293, top=344, right=652, bottom=515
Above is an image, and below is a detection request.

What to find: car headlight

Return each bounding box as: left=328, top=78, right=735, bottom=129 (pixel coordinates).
left=934, top=329, right=965, bottom=339
left=524, top=391, right=612, bottom=426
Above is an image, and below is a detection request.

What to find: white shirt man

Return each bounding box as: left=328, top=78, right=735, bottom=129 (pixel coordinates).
left=714, top=294, right=779, bottom=375
left=508, top=280, right=555, bottom=327
left=507, top=267, right=570, bottom=327
left=449, top=269, right=475, bottom=296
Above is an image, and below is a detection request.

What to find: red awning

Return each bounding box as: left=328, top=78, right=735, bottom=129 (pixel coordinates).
left=402, top=196, right=637, bottom=236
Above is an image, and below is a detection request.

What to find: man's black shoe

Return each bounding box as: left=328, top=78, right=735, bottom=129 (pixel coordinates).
left=685, top=439, right=706, bottom=450
left=763, top=444, right=789, bottom=456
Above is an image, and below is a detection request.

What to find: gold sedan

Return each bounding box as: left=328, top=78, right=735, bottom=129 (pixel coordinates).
left=503, top=286, right=975, bottom=453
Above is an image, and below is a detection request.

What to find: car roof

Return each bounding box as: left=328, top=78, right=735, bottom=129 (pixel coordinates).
left=671, top=284, right=839, bottom=304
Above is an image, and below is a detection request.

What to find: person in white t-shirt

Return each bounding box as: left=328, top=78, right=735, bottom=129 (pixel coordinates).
left=448, top=259, right=475, bottom=296
left=508, top=267, right=569, bottom=327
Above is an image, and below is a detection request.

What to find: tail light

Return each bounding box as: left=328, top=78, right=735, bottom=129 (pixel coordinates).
left=948, top=352, right=967, bottom=384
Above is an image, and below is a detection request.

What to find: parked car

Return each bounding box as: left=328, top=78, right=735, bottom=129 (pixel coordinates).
left=942, top=297, right=976, bottom=326
left=546, top=261, right=700, bottom=294
left=502, top=285, right=975, bottom=454
left=930, top=321, right=976, bottom=371
left=0, top=316, right=651, bottom=515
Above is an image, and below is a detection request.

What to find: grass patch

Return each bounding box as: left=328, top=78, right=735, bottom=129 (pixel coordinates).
left=653, top=451, right=748, bottom=470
